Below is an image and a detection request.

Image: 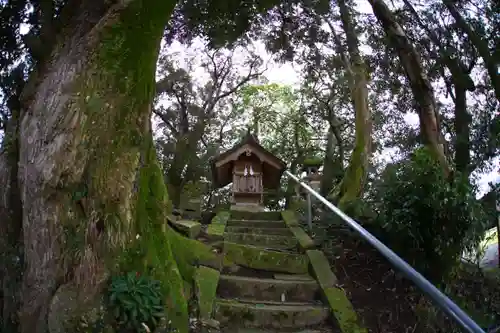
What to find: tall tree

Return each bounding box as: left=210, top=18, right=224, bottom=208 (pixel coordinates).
left=0, top=1, right=278, bottom=332
left=154, top=46, right=262, bottom=206
left=327, top=0, right=372, bottom=208
left=367, top=0, right=451, bottom=174
left=401, top=0, right=476, bottom=175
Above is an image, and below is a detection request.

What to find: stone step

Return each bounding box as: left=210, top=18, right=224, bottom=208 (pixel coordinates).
left=224, top=232, right=298, bottom=250
left=214, top=299, right=330, bottom=329
left=234, top=329, right=328, bottom=333
left=230, top=211, right=283, bottom=221
left=228, top=220, right=287, bottom=228
left=217, top=275, right=320, bottom=303
left=226, top=226, right=293, bottom=236
left=222, top=242, right=310, bottom=274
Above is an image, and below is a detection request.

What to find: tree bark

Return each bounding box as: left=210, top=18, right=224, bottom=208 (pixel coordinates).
left=320, top=126, right=343, bottom=197
left=452, top=73, right=471, bottom=174
left=166, top=120, right=207, bottom=207
left=443, top=0, right=500, bottom=101
left=368, top=0, right=450, bottom=174
left=285, top=122, right=302, bottom=208
left=7, top=1, right=197, bottom=332
left=328, top=0, right=372, bottom=209
left=0, top=111, right=23, bottom=333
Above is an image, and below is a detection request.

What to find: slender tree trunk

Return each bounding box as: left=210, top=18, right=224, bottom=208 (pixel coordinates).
left=167, top=121, right=206, bottom=207
left=167, top=136, right=190, bottom=208
left=320, top=127, right=343, bottom=196
left=285, top=122, right=302, bottom=208
left=5, top=2, right=196, bottom=332
left=443, top=0, right=500, bottom=100
left=368, top=0, right=450, bottom=174
left=452, top=77, right=471, bottom=174
left=328, top=0, right=372, bottom=209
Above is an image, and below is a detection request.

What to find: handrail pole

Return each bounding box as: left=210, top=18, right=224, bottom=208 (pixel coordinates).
left=307, top=191, right=313, bottom=232
left=285, top=171, right=485, bottom=333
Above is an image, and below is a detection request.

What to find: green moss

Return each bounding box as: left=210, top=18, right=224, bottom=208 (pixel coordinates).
left=167, top=230, right=223, bottom=283
left=281, top=210, right=315, bottom=250
left=172, top=220, right=202, bottom=239
left=289, top=227, right=315, bottom=250
left=223, top=242, right=309, bottom=274
left=323, top=287, right=367, bottom=333
left=306, top=250, right=366, bottom=333
left=194, top=266, right=220, bottom=320
left=281, top=210, right=299, bottom=226
left=306, top=250, right=338, bottom=288
left=207, top=211, right=230, bottom=236
left=132, top=141, right=188, bottom=333
left=224, top=232, right=297, bottom=248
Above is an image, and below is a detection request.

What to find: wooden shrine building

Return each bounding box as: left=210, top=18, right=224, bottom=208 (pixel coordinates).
left=211, top=131, right=286, bottom=211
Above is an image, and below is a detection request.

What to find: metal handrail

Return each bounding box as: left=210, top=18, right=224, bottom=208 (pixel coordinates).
left=285, top=170, right=485, bottom=333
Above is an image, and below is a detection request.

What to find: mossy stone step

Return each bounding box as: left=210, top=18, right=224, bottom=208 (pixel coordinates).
left=228, top=220, right=287, bottom=228
left=224, top=232, right=298, bottom=249
left=217, top=275, right=320, bottom=303
left=226, top=226, right=293, bottom=236
left=235, top=328, right=326, bottom=333
left=170, top=219, right=202, bottom=239
left=214, top=299, right=329, bottom=329
left=223, top=242, right=309, bottom=274
left=230, top=211, right=283, bottom=221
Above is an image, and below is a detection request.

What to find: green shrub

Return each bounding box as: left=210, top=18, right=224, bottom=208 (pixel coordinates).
left=107, top=272, right=165, bottom=332
left=372, top=148, right=488, bottom=283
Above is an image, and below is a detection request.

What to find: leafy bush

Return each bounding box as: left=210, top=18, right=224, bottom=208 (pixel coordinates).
left=107, top=272, right=165, bottom=332
left=372, top=148, right=488, bottom=283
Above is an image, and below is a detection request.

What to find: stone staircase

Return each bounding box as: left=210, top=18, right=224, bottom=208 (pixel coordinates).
left=194, top=210, right=347, bottom=333
left=195, top=209, right=366, bottom=333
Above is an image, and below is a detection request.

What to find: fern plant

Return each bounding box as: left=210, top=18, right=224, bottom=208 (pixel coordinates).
left=107, top=272, right=165, bottom=332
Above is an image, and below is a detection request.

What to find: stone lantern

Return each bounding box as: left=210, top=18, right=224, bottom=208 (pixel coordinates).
left=295, top=158, right=323, bottom=199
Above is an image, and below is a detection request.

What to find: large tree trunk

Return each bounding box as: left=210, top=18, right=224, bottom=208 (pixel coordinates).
left=328, top=0, right=372, bottom=209
left=368, top=0, right=451, bottom=174
left=443, top=0, right=500, bottom=101
left=6, top=1, right=197, bottom=332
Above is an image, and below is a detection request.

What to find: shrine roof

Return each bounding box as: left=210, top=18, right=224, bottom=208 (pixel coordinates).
left=210, top=131, right=287, bottom=188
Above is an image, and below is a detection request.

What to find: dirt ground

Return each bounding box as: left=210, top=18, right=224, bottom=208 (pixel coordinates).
left=311, top=215, right=500, bottom=333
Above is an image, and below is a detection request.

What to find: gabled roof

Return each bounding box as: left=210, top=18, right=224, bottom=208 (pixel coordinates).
left=210, top=131, right=287, bottom=188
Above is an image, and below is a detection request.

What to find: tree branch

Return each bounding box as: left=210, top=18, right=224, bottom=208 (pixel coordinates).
left=153, top=108, right=179, bottom=136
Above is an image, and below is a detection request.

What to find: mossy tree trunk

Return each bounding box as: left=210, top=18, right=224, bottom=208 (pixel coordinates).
left=368, top=0, right=451, bottom=174
left=0, top=1, right=198, bottom=333
left=327, top=1, right=372, bottom=209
